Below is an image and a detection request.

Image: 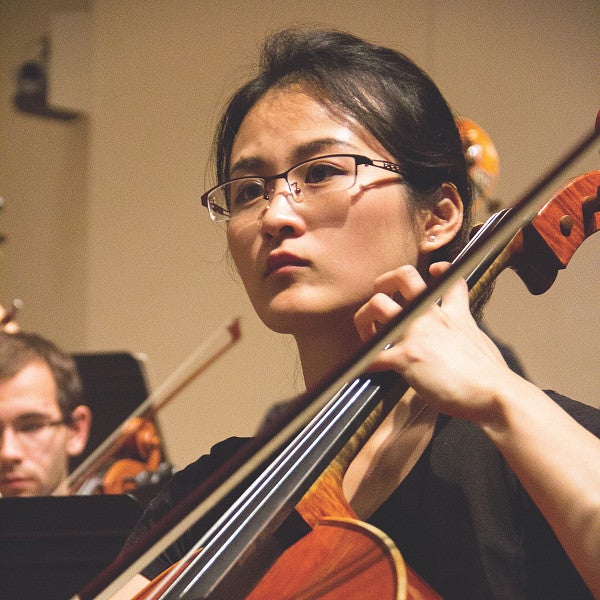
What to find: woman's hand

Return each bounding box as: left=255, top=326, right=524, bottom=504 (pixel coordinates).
left=354, top=263, right=517, bottom=426
left=356, top=264, right=600, bottom=596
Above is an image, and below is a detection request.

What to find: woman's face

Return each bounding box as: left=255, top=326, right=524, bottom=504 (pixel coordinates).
left=226, top=86, right=429, bottom=336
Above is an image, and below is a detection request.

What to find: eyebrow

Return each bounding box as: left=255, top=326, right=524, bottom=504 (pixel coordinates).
left=12, top=412, right=55, bottom=422
left=229, top=138, right=357, bottom=177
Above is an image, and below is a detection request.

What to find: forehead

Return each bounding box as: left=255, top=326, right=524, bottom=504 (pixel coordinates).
left=0, top=361, right=60, bottom=418
left=230, top=86, right=386, bottom=171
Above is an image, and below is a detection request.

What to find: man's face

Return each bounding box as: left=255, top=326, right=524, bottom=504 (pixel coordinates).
left=0, top=361, right=75, bottom=496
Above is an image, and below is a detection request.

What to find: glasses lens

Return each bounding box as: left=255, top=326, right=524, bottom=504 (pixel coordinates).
left=205, top=155, right=358, bottom=222
left=290, top=155, right=357, bottom=197
left=3, top=419, right=65, bottom=446
left=209, top=178, right=267, bottom=221
left=207, top=189, right=230, bottom=221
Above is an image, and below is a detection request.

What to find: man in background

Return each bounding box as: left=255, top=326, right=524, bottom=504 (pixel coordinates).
left=0, top=331, right=91, bottom=496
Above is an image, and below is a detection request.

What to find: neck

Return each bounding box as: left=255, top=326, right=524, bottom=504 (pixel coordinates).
left=294, top=317, right=364, bottom=392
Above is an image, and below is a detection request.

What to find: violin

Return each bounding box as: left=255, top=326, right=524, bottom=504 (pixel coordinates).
left=456, top=118, right=501, bottom=219
left=69, top=414, right=167, bottom=498
left=65, top=318, right=241, bottom=498
left=76, top=122, right=599, bottom=600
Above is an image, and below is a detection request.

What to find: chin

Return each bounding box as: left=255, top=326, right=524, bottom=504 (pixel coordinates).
left=258, top=309, right=306, bottom=335
left=259, top=302, right=353, bottom=337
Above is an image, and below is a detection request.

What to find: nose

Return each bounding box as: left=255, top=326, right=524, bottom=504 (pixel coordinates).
left=263, top=173, right=302, bottom=202
left=260, top=179, right=306, bottom=238
left=0, top=428, right=25, bottom=462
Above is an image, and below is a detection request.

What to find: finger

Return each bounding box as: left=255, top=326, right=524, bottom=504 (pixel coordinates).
left=440, top=277, right=470, bottom=315
left=373, top=265, right=427, bottom=304
left=367, top=345, right=406, bottom=373
left=354, top=292, right=402, bottom=342
left=428, top=261, right=452, bottom=278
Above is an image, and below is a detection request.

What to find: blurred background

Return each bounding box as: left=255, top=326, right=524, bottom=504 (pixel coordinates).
left=1, top=0, right=598, bottom=469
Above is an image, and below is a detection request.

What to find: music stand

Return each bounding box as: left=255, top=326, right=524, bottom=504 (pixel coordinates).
left=0, top=495, right=142, bottom=600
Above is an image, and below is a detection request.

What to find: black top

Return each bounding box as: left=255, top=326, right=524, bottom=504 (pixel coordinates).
left=124, top=390, right=600, bottom=599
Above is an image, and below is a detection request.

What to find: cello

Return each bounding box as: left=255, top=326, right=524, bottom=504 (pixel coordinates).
left=76, top=118, right=600, bottom=599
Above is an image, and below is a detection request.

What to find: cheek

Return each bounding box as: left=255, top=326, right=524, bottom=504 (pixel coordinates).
left=343, top=197, right=420, bottom=272
left=226, top=223, right=260, bottom=286
left=27, top=445, right=56, bottom=479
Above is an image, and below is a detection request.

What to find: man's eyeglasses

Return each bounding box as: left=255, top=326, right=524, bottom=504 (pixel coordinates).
left=201, top=153, right=404, bottom=222
left=0, top=417, right=68, bottom=447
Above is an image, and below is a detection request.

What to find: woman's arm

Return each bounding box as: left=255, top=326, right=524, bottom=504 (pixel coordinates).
left=355, top=264, right=600, bottom=598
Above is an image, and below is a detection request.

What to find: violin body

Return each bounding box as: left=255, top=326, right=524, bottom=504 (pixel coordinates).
left=134, top=519, right=414, bottom=600
left=71, top=416, right=167, bottom=497
left=246, top=517, right=408, bottom=600
left=133, top=386, right=442, bottom=599
left=134, top=457, right=441, bottom=600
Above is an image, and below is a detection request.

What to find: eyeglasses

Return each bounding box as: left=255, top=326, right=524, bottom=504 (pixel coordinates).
left=201, top=153, right=404, bottom=222
left=0, top=417, right=67, bottom=447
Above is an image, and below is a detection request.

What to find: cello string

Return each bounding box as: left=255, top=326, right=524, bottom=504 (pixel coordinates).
left=144, top=377, right=391, bottom=598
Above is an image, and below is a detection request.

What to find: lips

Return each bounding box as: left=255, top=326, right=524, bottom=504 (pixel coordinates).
left=0, top=476, right=32, bottom=494
left=265, top=252, right=310, bottom=277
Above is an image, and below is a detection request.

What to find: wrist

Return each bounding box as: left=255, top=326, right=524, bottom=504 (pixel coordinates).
left=478, top=372, right=542, bottom=443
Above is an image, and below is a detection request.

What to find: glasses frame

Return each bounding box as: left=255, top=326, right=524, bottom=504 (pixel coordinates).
left=0, top=417, right=68, bottom=446
left=201, top=153, right=404, bottom=222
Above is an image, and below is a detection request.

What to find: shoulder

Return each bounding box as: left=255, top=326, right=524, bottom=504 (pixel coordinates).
left=163, top=436, right=251, bottom=504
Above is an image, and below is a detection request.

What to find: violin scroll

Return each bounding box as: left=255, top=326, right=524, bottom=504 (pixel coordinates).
left=0, top=299, right=22, bottom=333
left=457, top=117, right=501, bottom=219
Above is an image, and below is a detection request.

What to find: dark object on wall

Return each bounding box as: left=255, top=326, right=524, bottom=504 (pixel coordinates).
left=13, top=36, right=79, bottom=121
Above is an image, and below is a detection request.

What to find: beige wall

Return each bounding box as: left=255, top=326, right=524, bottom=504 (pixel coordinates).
left=1, top=0, right=599, bottom=469
left=0, top=0, right=90, bottom=347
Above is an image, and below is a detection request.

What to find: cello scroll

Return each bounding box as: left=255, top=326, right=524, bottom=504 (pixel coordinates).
left=469, top=170, right=600, bottom=300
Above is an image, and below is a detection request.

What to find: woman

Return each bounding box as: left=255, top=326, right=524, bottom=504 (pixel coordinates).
left=116, top=28, right=600, bottom=599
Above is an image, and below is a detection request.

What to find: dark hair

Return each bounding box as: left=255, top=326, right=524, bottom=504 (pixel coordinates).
left=0, top=331, right=83, bottom=420
left=212, top=28, right=473, bottom=261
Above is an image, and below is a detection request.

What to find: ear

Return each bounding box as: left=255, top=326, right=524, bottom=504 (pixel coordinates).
left=418, top=183, right=463, bottom=252
left=66, top=405, right=92, bottom=457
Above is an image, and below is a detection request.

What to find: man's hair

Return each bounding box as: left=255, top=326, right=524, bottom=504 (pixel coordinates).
left=0, top=331, right=83, bottom=420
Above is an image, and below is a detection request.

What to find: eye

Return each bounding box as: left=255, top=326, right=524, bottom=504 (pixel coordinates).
left=302, top=160, right=348, bottom=185
left=230, top=178, right=265, bottom=208
left=14, top=420, right=47, bottom=434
